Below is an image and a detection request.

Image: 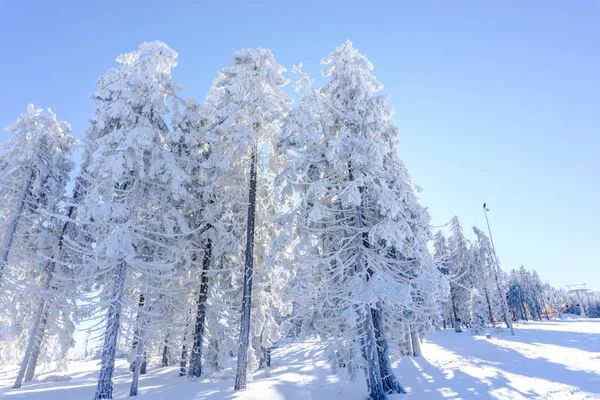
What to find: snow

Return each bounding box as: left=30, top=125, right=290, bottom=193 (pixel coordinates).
left=1, top=318, right=598, bottom=399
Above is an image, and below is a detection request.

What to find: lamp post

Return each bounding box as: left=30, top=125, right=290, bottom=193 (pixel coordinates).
left=483, top=203, right=515, bottom=335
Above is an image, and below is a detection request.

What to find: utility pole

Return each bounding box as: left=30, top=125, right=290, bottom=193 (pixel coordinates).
left=483, top=203, right=515, bottom=335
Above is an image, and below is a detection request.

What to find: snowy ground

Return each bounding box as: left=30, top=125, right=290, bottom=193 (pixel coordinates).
left=1, top=317, right=599, bottom=399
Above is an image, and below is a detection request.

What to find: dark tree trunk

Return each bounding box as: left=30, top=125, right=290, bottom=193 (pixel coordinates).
left=188, top=238, right=212, bottom=378
left=371, top=304, right=405, bottom=394
left=161, top=334, right=170, bottom=367
left=234, top=149, right=258, bottom=391
left=361, top=307, right=389, bottom=400
left=450, top=287, right=458, bottom=321
left=130, top=294, right=146, bottom=373
left=178, top=311, right=191, bottom=376
left=179, top=342, right=188, bottom=377
left=450, top=287, right=462, bottom=332
left=484, top=289, right=495, bottom=324
left=24, top=306, right=49, bottom=383
left=94, top=260, right=127, bottom=400
left=207, top=337, right=221, bottom=373
left=140, top=353, right=147, bottom=375
left=521, top=304, right=528, bottom=321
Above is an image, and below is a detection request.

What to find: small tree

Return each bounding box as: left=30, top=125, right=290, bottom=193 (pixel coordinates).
left=469, top=289, right=487, bottom=335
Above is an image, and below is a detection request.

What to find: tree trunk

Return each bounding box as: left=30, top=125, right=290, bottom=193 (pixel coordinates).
left=188, top=239, right=212, bottom=378
left=13, top=269, right=51, bottom=388
left=450, top=287, right=458, bottom=321
left=208, top=337, right=221, bottom=373
left=291, top=301, right=302, bottom=340
left=371, top=305, right=405, bottom=394
left=361, top=307, right=388, bottom=400
left=17, top=182, right=83, bottom=387
left=403, top=329, right=413, bottom=356
left=521, top=303, right=528, bottom=321
left=410, top=328, right=422, bottom=357
left=178, top=310, right=191, bottom=377
left=130, top=293, right=146, bottom=373
left=234, top=149, right=257, bottom=391
left=484, top=288, right=495, bottom=324
left=161, top=334, right=170, bottom=367
left=129, top=293, right=149, bottom=397
left=25, top=298, right=51, bottom=382
left=94, top=260, right=127, bottom=400
left=178, top=342, right=188, bottom=377
left=0, top=167, right=35, bottom=283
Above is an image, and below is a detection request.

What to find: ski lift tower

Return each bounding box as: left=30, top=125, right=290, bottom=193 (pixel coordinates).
left=567, top=284, right=589, bottom=319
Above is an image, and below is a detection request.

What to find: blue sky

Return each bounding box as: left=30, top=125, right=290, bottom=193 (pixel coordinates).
left=1, top=0, right=598, bottom=290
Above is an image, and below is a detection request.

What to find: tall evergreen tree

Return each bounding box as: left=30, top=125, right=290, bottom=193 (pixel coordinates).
left=473, top=227, right=514, bottom=335
left=447, top=216, right=470, bottom=331
left=77, top=41, right=188, bottom=399
left=0, top=105, right=76, bottom=386
left=278, top=41, right=444, bottom=400
left=202, top=48, right=291, bottom=390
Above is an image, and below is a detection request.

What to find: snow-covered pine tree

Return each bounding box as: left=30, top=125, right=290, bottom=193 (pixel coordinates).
left=507, top=269, right=525, bottom=320
left=0, top=105, right=75, bottom=285
left=473, top=227, right=514, bottom=335
left=203, top=48, right=292, bottom=390
left=168, top=97, right=211, bottom=378
left=433, top=230, right=453, bottom=329
left=447, top=217, right=471, bottom=332
left=168, top=96, right=240, bottom=379
left=77, top=41, right=189, bottom=400
left=506, top=266, right=546, bottom=321
left=469, top=289, right=487, bottom=335
left=12, top=176, right=85, bottom=388
left=0, top=105, right=76, bottom=385
left=279, top=41, right=445, bottom=399
left=468, top=239, right=497, bottom=325
left=523, top=268, right=544, bottom=320
left=274, top=63, right=325, bottom=342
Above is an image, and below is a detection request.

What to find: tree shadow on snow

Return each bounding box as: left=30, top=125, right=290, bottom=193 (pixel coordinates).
left=399, top=355, right=531, bottom=399
left=192, top=341, right=367, bottom=400
left=399, top=332, right=600, bottom=398
left=505, top=325, right=600, bottom=353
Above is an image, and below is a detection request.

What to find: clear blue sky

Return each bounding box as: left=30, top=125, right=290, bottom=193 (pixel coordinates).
left=1, top=1, right=598, bottom=290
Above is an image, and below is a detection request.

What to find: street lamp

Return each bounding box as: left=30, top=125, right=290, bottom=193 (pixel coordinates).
left=483, top=203, right=515, bottom=335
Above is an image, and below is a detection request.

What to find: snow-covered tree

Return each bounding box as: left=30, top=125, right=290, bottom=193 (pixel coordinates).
left=433, top=230, right=454, bottom=329
left=202, top=48, right=292, bottom=390
left=468, top=239, right=499, bottom=325
left=167, top=97, right=213, bottom=378
left=469, top=289, right=487, bottom=335
left=447, top=217, right=470, bottom=331
left=472, top=227, right=514, bottom=335
left=77, top=41, right=189, bottom=399
left=507, top=266, right=546, bottom=321
left=0, top=105, right=75, bottom=284
left=278, top=41, right=445, bottom=400
left=0, top=105, right=76, bottom=386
